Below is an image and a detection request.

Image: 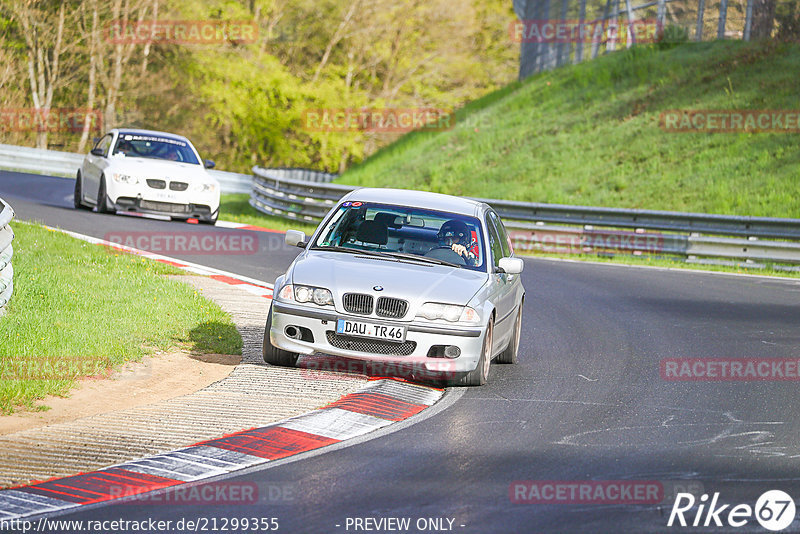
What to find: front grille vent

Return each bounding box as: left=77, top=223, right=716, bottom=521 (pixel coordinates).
left=376, top=297, right=408, bottom=319
left=139, top=200, right=190, bottom=213
left=343, top=293, right=373, bottom=315
left=146, top=179, right=166, bottom=189
left=169, top=181, right=189, bottom=191
left=326, top=331, right=416, bottom=356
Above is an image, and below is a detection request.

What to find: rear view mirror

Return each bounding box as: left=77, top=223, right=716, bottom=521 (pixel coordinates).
left=204, top=159, right=216, bottom=169
left=498, top=257, right=523, bottom=275
left=397, top=216, right=424, bottom=227
left=285, top=230, right=307, bottom=248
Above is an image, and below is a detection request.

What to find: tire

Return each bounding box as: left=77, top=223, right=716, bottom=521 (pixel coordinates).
left=73, top=172, right=91, bottom=210
left=452, top=319, right=493, bottom=386
left=262, top=307, right=299, bottom=367
left=96, top=176, right=111, bottom=213
left=496, top=306, right=522, bottom=364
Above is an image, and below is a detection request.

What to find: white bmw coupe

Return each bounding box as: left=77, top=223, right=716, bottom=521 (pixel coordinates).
left=75, top=129, right=220, bottom=224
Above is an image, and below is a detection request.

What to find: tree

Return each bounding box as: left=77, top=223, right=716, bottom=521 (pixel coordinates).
left=751, top=0, right=777, bottom=39
left=2, top=0, right=71, bottom=149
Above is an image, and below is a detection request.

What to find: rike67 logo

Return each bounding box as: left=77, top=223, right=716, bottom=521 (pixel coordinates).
left=668, top=490, right=796, bottom=531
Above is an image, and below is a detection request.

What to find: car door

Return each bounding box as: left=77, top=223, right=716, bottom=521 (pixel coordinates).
left=83, top=133, right=113, bottom=203
left=486, top=212, right=516, bottom=353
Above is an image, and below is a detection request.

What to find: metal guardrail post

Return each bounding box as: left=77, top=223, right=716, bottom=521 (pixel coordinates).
left=0, top=197, right=15, bottom=315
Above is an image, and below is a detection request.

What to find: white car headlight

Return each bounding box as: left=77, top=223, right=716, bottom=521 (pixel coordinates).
left=112, top=173, right=139, bottom=184
left=277, top=284, right=333, bottom=306
left=416, top=303, right=480, bottom=324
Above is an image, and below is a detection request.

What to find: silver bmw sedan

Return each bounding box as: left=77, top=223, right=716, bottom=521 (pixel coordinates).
left=264, top=188, right=525, bottom=386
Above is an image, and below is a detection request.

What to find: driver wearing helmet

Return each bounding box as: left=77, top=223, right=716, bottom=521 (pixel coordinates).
left=438, top=219, right=477, bottom=265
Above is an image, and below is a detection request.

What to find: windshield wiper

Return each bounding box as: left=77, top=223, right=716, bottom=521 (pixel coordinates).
left=381, top=251, right=462, bottom=268
left=317, top=246, right=398, bottom=260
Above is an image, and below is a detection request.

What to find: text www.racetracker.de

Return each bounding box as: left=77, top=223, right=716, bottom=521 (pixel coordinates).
left=1, top=516, right=280, bottom=532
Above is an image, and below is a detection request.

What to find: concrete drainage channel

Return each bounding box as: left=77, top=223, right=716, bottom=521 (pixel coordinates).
left=0, top=230, right=446, bottom=521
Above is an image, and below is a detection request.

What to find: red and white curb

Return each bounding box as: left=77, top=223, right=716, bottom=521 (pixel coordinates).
left=116, top=212, right=284, bottom=235
left=0, top=379, right=443, bottom=520
left=215, top=220, right=285, bottom=234
left=51, top=226, right=274, bottom=299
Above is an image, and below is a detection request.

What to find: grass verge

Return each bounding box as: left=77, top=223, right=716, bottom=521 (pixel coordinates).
left=0, top=221, right=242, bottom=414
left=337, top=40, right=800, bottom=218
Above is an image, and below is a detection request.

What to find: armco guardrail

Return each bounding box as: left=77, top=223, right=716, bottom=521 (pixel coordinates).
left=0, top=143, right=252, bottom=194
left=251, top=166, right=800, bottom=268
left=0, top=197, right=14, bottom=315
left=0, top=143, right=84, bottom=178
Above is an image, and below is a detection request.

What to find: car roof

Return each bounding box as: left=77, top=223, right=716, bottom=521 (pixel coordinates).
left=342, top=188, right=487, bottom=217
left=113, top=128, right=191, bottom=143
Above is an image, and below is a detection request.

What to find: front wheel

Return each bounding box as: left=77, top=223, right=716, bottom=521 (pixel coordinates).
left=73, top=172, right=91, bottom=210
left=496, top=306, right=522, bottom=364
left=96, top=176, right=111, bottom=214
left=452, top=319, right=493, bottom=386
left=200, top=214, right=218, bottom=225
left=262, top=307, right=299, bottom=367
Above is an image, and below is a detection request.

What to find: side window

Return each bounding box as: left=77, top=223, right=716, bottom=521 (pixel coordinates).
left=489, top=211, right=512, bottom=257
left=486, top=216, right=504, bottom=269
left=95, top=134, right=113, bottom=157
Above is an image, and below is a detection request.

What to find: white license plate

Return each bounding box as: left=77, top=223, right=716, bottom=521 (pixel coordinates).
left=336, top=318, right=406, bottom=343
left=154, top=192, right=178, bottom=201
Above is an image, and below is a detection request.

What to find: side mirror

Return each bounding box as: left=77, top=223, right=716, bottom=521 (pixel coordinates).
left=204, top=159, right=216, bottom=169
left=285, top=229, right=307, bottom=248
left=90, top=148, right=105, bottom=157
left=498, top=257, right=523, bottom=275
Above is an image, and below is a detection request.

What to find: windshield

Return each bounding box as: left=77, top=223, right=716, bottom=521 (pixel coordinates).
left=312, top=202, right=486, bottom=272
left=112, top=133, right=200, bottom=164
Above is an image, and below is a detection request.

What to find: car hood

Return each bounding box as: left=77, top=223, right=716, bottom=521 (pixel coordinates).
left=291, top=250, right=487, bottom=308
left=108, top=157, right=216, bottom=183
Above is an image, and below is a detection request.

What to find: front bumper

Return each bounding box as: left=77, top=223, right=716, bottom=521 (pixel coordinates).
left=270, top=301, right=486, bottom=374
left=112, top=196, right=218, bottom=222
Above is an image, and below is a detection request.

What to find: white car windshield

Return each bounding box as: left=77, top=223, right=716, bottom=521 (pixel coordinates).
left=112, top=133, right=200, bottom=164
left=313, top=202, right=486, bottom=272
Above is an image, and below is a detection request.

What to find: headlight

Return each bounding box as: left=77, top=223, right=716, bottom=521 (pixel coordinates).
left=112, top=173, right=139, bottom=184
left=193, top=182, right=218, bottom=193
left=416, top=303, right=480, bottom=324
left=312, top=288, right=334, bottom=305
left=277, top=284, right=333, bottom=306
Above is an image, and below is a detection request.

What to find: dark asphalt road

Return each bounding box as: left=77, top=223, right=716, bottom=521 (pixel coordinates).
left=2, top=171, right=800, bottom=533
left=0, top=171, right=300, bottom=284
